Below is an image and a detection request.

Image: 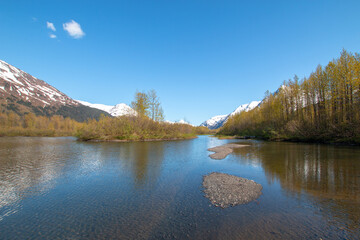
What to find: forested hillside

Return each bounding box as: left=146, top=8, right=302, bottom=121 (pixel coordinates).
left=219, top=50, right=360, bottom=144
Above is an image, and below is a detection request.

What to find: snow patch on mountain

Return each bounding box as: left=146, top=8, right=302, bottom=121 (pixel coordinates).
left=165, top=119, right=193, bottom=126
left=230, top=101, right=261, bottom=116
left=200, top=101, right=261, bottom=129
left=0, top=59, right=78, bottom=107
left=200, top=115, right=228, bottom=130
left=76, top=100, right=136, bottom=117
left=177, top=119, right=192, bottom=125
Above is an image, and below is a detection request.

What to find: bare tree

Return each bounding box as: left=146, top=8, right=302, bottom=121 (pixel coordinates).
left=148, top=89, right=164, bottom=121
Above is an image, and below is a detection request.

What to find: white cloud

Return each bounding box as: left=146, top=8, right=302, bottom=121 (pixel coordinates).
left=63, top=20, right=85, bottom=39
left=46, top=21, right=56, bottom=31
left=49, top=34, right=57, bottom=39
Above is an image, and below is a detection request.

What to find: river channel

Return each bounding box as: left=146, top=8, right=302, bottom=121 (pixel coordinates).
left=0, top=136, right=359, bottom=239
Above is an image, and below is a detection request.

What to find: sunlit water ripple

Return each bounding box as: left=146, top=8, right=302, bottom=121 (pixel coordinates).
left=0, top=136, right=359, bottom=239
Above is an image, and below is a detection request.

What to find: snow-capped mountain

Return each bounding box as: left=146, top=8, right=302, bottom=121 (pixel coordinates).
left=165, top=119, right=193, bottom=125
left=176, top=119, right=193, bottom=125
left=230, top=101, right=261, bottom=117
left=200, top=115, right=228, bottom=130
left=0, top=59, right=109, bottom=121
left=0, top=60, right=78, bottom=107
left=200, top=101, right=261, bottom=129
left=76, top=100, right=136, bottom=117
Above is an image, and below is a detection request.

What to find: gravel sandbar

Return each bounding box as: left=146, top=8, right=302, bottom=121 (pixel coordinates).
left=203, top=172, right=262, bottom=208
left=208, top=143, right=249, bottom=159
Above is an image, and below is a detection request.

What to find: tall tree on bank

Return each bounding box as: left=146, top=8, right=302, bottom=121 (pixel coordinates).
left=131, top=91, right=150, bottom=117
left=148, top=89, right=164, bottom=122
left=219, top=49, right=360, bottom=144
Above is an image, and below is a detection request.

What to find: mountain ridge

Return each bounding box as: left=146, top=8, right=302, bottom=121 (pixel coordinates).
left=200, top=101, right=261, bottom=129
left=0, top=59, right=110, bottom=121
left=76, top=100, right=136, bottom=117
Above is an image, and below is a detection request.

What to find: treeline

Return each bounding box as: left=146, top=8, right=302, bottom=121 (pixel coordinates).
left=0, top=112, right=82, bottom=136
left=76, top=115, right=210, bottom=141
left=220, top=50, right=360, bottom=144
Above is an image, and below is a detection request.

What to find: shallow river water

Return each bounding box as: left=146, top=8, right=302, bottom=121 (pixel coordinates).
left=0, top=136, right=359, bottom=239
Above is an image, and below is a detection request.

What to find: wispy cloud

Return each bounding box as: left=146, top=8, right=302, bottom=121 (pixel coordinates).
left=46, top=21, right=56, bottom=31
left=49, top=34, right=57, bottom=39
left=63, top=20, right=85, bottom=39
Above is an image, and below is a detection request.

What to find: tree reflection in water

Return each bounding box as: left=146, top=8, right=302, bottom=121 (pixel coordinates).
left=121, top=141, right=165, bottom=187
left=232, top=141, right=360, bottom=234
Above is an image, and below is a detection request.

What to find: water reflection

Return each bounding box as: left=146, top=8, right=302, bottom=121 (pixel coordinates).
left=1, top=136, right=359, bottom=239
left=232, top=142, right=360, bottom=232
left=119, top=142, right=165, bottom=186
left=0, top=137, right=71, bottom=220
left=0, top=138, right=168, bottom=220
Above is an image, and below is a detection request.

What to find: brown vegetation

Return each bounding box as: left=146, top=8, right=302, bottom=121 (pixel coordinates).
left=0, top=89, right=212, bottom=140
left=76, top=115, right=211, bottom=141
left=75, top=89, right=211, bottom=141
left=220, top=50, right=360, bottom=144
left=0, top=112, right=82, bottom=136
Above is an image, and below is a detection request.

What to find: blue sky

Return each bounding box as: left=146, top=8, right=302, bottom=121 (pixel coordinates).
left=1, top=0, right=360, bottom=125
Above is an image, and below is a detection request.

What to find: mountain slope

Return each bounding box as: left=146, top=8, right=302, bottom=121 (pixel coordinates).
left=76, top=100, right=136, bottom=117
left=200, top=101, right=261, bottom=129
left=0, top=60, right=109, bottom=121
left=200, top=115, right=228, bottom=130
left=165, top=119, right=193, bottom=126
left=230, top=101, right=261, bottom=117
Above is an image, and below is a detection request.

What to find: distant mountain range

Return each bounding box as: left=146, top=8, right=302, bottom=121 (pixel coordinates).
left=165, top=119, right=193, bottom=125
left=0, top=60, right=113, bottom=121
left=200, top=101, right=261, bottom=129
left=1, top=59, right=261, bottom=126
left=76, top=100, right=136, bottom=117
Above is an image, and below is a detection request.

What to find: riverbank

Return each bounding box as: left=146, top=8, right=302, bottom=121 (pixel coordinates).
left=75, top=116, right=211, bottom=142
left=0, top=128, right=74, bottom=137
left=81, top=135, right=197, bottom=142
left=215, top=134, right=360, bottom=146
left=0, top=132, right=198, bottom=142
left=212, top=135, right=253, bottom=140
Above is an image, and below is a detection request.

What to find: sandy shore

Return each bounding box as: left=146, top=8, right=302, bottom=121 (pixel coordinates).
left=203, top=172, right=262, bottom=208
left=208, top=143, right=249, bottom=159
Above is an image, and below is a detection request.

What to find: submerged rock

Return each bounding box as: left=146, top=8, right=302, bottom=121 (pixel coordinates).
left=208, top=143, right=249, bottom=160
left=203, top=172, right=262, bottom=208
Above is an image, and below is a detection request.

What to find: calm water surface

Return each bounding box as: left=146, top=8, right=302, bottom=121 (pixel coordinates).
left=0, top=136, right=359, bottom=239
